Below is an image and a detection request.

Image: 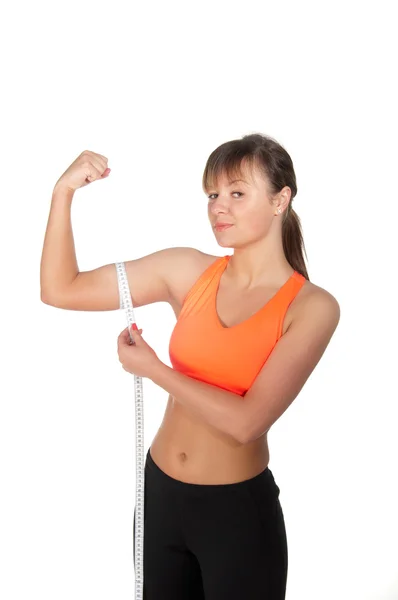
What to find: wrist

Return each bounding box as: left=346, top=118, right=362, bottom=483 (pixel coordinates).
left=151, top=360, right=169, bottom=383
left=52, top=182, right=75, bottom=200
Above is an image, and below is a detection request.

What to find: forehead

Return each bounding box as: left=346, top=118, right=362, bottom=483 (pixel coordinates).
left=204, top=159, right=268, bottom=191
left=212, top=161, right=264, bottom=188
left=226, top=178, right=249, bottom=185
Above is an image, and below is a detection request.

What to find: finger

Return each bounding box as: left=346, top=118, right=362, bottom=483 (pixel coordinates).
left=129, top=327, right=143, bottom=338
left=117, top=329, right=128, bottom=343
left=118, top=330, right=131, bottom=350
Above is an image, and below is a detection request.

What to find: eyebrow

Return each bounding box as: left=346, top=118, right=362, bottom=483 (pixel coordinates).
left=205, top=178, right=251, bottom=193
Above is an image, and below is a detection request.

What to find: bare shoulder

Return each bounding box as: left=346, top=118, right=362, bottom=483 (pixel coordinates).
left=288, top=277, right=340, bottom=333
left=165, top=247, right=220, bottom=312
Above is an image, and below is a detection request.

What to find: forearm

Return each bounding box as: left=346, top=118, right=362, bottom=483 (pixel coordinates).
left=151, top=362, right=247, bottom=444
left=40, top=185, right=79, bottom=300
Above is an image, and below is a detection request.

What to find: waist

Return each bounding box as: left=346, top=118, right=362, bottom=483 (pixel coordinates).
left=146, top=446, right=277, bottom=495
left=150, top=395, right=270, bottom=485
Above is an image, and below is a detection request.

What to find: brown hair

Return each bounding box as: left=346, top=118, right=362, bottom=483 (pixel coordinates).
left=202, top=133, right=309, bottom=280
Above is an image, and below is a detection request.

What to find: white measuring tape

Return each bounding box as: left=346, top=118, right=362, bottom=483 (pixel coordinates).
left=115, top=262, right=145, bottom=600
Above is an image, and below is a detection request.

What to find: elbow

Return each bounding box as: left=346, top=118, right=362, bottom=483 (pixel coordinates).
left=236, top=422, right=254, bottom=446
left=41, top=291, right=52, bottom=304
left=234, top=410, right=257, bottom=445
left=41, top=290, right=65, bottom=308
left=41, top=289, right=59, bottom=305
left=239, top=431, right=253, bottom=446
left=239, top=422, right=271, bottom=446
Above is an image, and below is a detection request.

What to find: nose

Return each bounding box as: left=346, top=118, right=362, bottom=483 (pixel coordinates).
left=209, top=197, right=230, bottom=215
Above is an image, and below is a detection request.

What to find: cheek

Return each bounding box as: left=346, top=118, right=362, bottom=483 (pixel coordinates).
left=244, top=210, right=271, bottom=235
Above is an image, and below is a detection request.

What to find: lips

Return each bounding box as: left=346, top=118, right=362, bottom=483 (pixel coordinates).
left=215, top=225, right=233, bottom=232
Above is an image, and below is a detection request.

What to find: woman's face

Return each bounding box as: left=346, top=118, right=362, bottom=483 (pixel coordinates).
left=207, top=164, right=277, bottom=248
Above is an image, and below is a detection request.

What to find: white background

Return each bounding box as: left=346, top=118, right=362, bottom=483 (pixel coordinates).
left=1, top=1, right=397, bottom=598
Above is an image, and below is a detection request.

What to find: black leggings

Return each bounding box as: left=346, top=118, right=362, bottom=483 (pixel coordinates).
left=134, top=448, right=288, bottom=599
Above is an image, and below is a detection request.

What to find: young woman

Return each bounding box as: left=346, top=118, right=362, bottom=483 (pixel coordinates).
left=41, top=133, right=340, bottom=599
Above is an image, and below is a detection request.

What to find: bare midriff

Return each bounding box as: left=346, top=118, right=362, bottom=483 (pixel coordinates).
left=150, top=395, right=271, bottom=484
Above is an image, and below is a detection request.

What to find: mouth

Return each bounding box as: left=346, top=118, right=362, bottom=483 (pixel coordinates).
left=214, top=224, right=233, bottom=231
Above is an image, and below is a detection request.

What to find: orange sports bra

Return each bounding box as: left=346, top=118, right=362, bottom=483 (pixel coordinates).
left=169, top=255, right=306, bottom=397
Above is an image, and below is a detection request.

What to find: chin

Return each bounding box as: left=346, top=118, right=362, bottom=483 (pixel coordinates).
left=215, top=239, right=232, bottom=248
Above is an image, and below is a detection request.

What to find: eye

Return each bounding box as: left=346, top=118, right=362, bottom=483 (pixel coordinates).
left=207, top=192, right=244, bottom=200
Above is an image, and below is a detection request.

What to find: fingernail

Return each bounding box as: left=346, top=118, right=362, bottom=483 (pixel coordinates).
left=131, top=323, right=138, bottom=331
